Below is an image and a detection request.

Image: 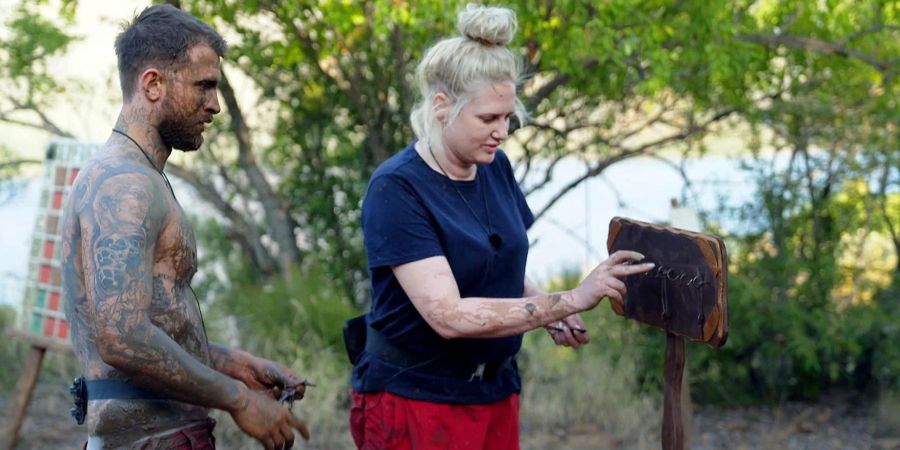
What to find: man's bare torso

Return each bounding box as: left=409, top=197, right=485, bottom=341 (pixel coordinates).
left=62, top=143, right=210, bottom=447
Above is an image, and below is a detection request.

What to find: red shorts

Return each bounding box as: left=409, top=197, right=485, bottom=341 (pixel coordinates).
left=350, top=391, right=519, bottom=450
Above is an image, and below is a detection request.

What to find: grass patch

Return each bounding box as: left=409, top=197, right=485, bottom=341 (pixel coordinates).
left=208, top=324, right=356, bottom=449
left=519, top=327, right=659, bottom=449
left=875, top=390, right=900, bottom=438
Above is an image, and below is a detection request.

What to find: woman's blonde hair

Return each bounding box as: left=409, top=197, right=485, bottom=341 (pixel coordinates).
left=409, top=4, right=527, bottom=146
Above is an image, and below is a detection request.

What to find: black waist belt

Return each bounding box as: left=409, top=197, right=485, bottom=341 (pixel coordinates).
left=365, top=325, right=511, bottom=382
left=86, top=379, right=169, bottom=401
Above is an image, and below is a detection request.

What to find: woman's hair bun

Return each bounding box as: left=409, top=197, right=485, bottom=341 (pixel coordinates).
left=456, top=4, right=517, bottom=47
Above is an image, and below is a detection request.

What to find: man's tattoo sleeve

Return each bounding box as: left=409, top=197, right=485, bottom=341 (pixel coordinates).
left=82, top=172, right=242, bottom=412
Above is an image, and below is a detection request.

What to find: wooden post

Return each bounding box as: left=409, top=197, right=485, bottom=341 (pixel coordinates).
left=668, top=200, right=697, bottom=448
left=682, top=358, right=693, bottom=448
left=1, top=345, right=47, bottom=450
left=662, top=333, right=686, bottom=450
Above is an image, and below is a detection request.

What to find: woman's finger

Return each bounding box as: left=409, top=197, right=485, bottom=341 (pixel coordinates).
left=605, top=277, right=627, bottom=295
left=604, top=250, right=646, bottom=266
left=608, top=262, right=655, bottom=277
left=604, top=287, right=623, bottom=305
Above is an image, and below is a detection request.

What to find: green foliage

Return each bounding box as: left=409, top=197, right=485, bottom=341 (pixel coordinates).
left=0, top=0, right=895, bottom=419
left=875, top=388, right=900, bottom=437
left=0, top=304, right=78, bottom=402
left=221, top=265, right=359, bottom=353
left=511, top=0, right=769, bottom=107
left=205, top=279, right=358, bottom=450
left=172, top=0, right=796, bottom=306
left=192, top=217, right=360, bottom=355
left=518, top=269, right=658, bottom=447
left=191, top=216, right=361, bottom=446
left=0, top=1, right=79, bottom=107
left=871, top=281, right=900, bottom=391
left=519, top=327, right=658, bottom=448
left=684, top=175, right=900, bottom=403
left=0, top=305, right=27, bottom=389
left=666, top=0, right=900, bottom=403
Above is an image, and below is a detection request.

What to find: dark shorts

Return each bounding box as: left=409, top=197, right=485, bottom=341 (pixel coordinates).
left=84, top=418, right=216, bottom=450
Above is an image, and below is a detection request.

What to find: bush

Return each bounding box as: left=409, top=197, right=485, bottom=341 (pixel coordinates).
left=682, top=249, right=900, bottom=404
left=519, top=326, right=659, bottom=448
left=0, top=305, right=29, bottom=390
left=202, top=265, right=360, bottom=449
left=875, top=389, right=900, bottom=437
left=517, top=269, right=659, bottom=448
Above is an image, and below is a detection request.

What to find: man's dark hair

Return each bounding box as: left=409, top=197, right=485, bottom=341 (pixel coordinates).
left=115, top=4, right=227, bottom=99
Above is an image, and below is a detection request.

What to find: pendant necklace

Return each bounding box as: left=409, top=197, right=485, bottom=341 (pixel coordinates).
left=110, top=128, right=209, bottom=346
left=428, top=145, right=503, bottom=251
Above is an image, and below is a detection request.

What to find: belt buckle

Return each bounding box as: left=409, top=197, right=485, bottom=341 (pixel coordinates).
left=69, top=376, right=87, bottom=425
left=468, top=363, right=486, bottom=382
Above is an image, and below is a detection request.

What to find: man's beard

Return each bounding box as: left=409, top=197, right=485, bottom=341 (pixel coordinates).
left=158, top=105, right=204, bottom=151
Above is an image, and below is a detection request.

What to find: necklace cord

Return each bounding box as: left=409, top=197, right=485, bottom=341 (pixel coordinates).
left=427, top=144, right=503, bottom=250
left=111, top=128, right=177, bottom=201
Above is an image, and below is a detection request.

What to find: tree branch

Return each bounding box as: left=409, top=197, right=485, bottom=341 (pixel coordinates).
left=0, top=159, right=41, bottom=171
left=738, top=33, right=893, bottom=73
left=218, top=71, right=301, bottom=273
left=7, top=98, right=76, bottom=138
left=524, top=58, right=598, bottom=112
left=521, top=152, right=566, bottom=197
left=0, top=109, right=75, bottom=138
left=875, top=161, right=900, bottom=273
left=166, top=162, right=278, bottom=276
left=530, top=106, right=738, bottom=222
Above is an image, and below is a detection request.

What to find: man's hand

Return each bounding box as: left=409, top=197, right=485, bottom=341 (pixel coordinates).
left=230, top=386, right=310, bottom=450
left=545, top=313, right=590, bottom=348
left=245, top=356, right=309, bottom=402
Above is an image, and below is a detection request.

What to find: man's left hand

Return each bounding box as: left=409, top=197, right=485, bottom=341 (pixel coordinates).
left=244, top=357, right=309, bottom=402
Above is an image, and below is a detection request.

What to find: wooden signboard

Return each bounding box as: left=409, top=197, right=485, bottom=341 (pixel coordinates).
left=607, top=216, right=729, bottom=450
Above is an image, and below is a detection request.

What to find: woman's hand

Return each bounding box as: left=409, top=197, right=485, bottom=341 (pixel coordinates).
left=570, top=250, right=654, bottom=312
left=545, top=313, right=589, bottom=348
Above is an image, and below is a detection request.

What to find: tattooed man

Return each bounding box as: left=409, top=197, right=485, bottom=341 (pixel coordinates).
left=62, top=5, right=308, bottom=449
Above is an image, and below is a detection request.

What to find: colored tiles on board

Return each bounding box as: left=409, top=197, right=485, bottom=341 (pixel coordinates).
left=43, top=240, right=55, bottom=259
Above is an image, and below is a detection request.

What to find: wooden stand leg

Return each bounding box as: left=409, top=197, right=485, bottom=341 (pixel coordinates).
left=1, top=345, right=46, bottom=450
left=682, top=361, right=693, bottom=448
left=662, top=333, right=685, bottom=450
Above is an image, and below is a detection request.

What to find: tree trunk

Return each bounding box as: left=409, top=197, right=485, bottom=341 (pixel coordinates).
left=218, top=72, right=302, bottom=274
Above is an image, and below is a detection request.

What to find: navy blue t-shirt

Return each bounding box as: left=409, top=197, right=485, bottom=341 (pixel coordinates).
left=352, top=143, right=535, bottom=404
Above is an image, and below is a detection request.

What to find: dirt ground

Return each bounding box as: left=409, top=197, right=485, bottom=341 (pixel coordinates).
left=521, top=397, right=900, bottom=450
left=3, top=388, right=900, bottom=449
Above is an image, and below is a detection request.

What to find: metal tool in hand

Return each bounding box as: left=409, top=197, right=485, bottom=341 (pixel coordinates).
left=277, top=387, right=297, bottom=409
left=547, top=324, right=587, bottom=336
left=277, top=380, right=314, bottom=410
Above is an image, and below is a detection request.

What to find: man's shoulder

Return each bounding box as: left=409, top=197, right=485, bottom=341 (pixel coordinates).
left=68, top=147, right=168, bottom=218
left=77, top=147, right=162, bottom=191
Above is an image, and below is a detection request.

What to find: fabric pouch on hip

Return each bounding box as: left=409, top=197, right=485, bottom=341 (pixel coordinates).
left=343, top=315, right=367, bottom=364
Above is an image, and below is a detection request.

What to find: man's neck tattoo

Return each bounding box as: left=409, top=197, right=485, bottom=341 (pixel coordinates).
left=112, top=128, right=177, bottom=201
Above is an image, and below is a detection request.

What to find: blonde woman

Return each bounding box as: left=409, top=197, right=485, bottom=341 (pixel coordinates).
left=350, top=4, right=653, bottom=449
